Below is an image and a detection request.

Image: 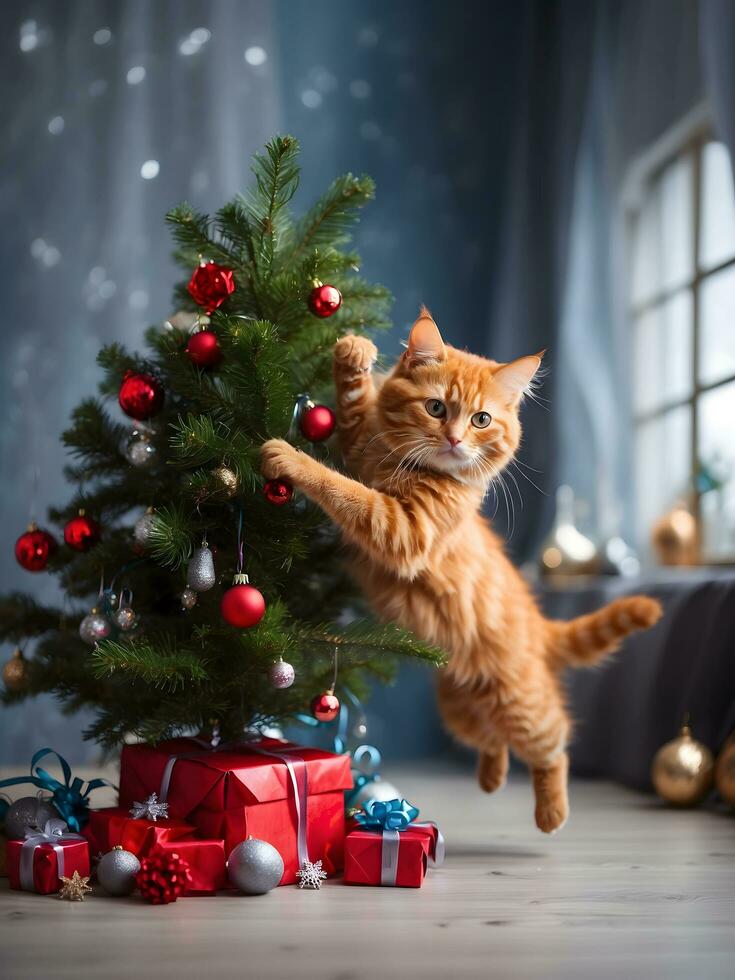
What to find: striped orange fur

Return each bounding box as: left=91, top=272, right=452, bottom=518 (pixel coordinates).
left=261, top=310, right=662, bottom=833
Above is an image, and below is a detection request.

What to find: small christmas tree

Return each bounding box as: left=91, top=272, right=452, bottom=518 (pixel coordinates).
left=1, top=136, right=442, bottom=748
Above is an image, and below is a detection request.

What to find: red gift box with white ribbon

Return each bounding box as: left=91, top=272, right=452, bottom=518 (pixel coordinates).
left=7, top=820, right=90, bottom=894
left=118, top=737, right=352, bottom=885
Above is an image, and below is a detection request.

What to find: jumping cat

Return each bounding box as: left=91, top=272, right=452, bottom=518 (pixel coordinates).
left=260, top=308, right=662, bottom=833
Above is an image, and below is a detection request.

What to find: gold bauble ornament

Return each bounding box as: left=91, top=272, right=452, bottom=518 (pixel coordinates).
left=211, top=465, right=239, bottom=498
left=651, top=505, right=699, bottom=566
left=651, top=723, right=714, bottom=806
left=715, top=733, right=735, bottom=808
left=2, top=648, right=27, bottom=692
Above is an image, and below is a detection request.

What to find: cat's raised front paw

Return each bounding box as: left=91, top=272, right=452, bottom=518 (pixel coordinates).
left=334, top=335, right=378, bottom=374
left=260, top=438, right=303, bottom=482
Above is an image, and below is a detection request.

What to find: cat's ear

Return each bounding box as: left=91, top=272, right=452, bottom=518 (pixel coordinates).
left=405, top=306, right=446, bottom=366
left=493, top=352, right=543, bottom=404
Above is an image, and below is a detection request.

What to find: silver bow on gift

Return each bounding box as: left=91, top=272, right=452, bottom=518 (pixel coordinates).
left=20, top=818, right=85, bottom=891
left=129, top=792, right=169, bottom=821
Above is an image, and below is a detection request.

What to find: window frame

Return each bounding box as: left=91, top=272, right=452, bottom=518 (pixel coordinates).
left=627, top=117, right=735, bottom=563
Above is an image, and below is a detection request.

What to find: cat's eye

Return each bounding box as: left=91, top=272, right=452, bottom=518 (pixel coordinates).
left=471, top=411, right=492, bottom=429
left=425, top=398, right=447, bottom=418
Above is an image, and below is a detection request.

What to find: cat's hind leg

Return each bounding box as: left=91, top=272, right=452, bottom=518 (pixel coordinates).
left=501, top=686, right=571, bottom=833
left=478, top=742, right=510, bottom=794
left=531, top=753, right=569, bottom=834
left=437, top=673, right=509, bottom=794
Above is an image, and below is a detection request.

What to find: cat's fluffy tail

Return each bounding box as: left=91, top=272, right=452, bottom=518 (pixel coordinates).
left=547, top=595, right=662, bottom=669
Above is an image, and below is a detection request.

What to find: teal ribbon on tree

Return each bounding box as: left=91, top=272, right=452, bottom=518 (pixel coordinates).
left=0, top=748, right=114, bottom=832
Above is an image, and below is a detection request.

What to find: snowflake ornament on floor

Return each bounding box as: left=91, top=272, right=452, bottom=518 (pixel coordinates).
left=129, top=792, right=169, bottom=821
left=296, top=858, right=327, bottom=889
left=58, top=870, right=92, bottom=901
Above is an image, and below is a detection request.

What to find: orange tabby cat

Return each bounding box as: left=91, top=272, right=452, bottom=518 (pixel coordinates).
left=261, top=308, right=662, bottom=833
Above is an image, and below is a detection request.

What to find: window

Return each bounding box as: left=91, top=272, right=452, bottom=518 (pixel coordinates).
left=629, top=134, right=735, bottom=562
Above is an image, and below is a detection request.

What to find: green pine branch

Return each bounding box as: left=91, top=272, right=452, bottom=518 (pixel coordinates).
left=91, top=637, right=210, bottom=690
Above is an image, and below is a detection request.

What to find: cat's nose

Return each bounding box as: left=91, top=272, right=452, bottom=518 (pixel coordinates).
left=447, top=436, right=462, bottom=447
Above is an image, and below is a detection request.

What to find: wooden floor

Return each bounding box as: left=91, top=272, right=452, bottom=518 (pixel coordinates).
left=1, top=765, right=733, bottom=980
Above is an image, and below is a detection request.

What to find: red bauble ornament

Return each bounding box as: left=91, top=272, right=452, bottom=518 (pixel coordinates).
left=308, top=282, right=342, bottom=318
left=300, top=404, right=336, bottom=442
left=15, top=523, right=58, bottom=572
left=220, top=574, right=266, bottom=629
left=263, top=478, right=293, bottom=506
left=136, top=851, right=192, bottom=905
left=311, top=690, right=340, bottom=723
left=63, top=512, right=101, bottom=552
left=188, top=260, right=236, bottom=313
left=186, top=329, right=222, bottom=368
left=118, top=371, right=164, bottom=421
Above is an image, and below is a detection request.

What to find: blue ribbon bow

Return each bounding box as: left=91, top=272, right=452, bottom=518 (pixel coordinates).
left=354, top=798, right=420, bottom=832
left=0, top=748, right=113, bottom=832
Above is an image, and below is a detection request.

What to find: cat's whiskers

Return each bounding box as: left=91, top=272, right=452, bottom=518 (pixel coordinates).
left=510, top=458, right=546, bottom=495
left=377, top=436, right=426, bottom=472
left=386, top=442, right=435, bottom=492
left=361, top=428, right=414, bottom=456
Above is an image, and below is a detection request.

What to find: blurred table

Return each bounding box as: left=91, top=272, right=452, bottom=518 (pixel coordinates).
left=541, top=568, right=735, bottom=789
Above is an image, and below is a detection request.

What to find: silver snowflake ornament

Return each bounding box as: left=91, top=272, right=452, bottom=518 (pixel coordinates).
left=296, top=858, right=327, bottom=890
left=129, top=792, right=169, bottom=822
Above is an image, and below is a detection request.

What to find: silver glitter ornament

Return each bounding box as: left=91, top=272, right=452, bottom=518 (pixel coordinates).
left=133, top=510, right=156, bottom=547
left=97, top=846, right=141, bottom=896
left=181, top=587, right=197, bottom=610
left=4, top=796, right=57, bottom=840
left=125, top=434, right=157, bottom=468
left=227, top=838, right=284, bottom=894
left=186, top=545, right=216, bottom=592
left=114, top=606, right=137, bottom=631
left=269, top=660, right=295, bottom=689
left=79, top=610, right=111, bottom=644
left=351, top=777, right=402, bottom=810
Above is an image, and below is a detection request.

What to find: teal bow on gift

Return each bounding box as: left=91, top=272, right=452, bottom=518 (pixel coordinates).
left=355, top=797, right=420, bottom=832
left=0, top=748, right=112, bottom=832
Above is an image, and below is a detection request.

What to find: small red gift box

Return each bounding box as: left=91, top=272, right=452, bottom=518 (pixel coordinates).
left=7, top=835, right=90, bottom=894
left=84, top=807, right=194, bottom=858
left=343, top=822, right=442, bottom=888
left=84, top=808, right=226, bottom=895
left=155, top=838, right=227, bottom=895
left=119, top=737, right=353, bottom=885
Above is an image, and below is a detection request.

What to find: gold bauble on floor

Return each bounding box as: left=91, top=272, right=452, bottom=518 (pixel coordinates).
left=715, top=733, right=735, bottom=808
left=651, top=724, right=715, bottom=806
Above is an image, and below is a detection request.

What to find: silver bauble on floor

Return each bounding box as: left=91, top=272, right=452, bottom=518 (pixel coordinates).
left=228, top=838, right=284, bottom=894
left=97, top=846, right=141, bottom=896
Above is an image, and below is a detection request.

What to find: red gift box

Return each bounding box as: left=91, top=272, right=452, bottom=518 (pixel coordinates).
left=84, top=808, right=226, bottom=896
left=7, top=835, right=90, bottom=894
left=84, top=807, right=195, bottom=858
left=155, top=839, right=227, bottom=895
left=343, top=822, right=442, bottom=888
left=119, top=737, right=353, bottom=885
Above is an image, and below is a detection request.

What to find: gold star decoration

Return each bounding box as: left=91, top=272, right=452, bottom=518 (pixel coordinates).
left=58, top=870, right=92, bottom=902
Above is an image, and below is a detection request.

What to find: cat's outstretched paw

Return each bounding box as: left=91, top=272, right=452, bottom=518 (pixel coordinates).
left=260, top=438, right=304, bottom=483
left=334, top=335, right=378, bottom=374
left=534, top=799, right=569, bottom=834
